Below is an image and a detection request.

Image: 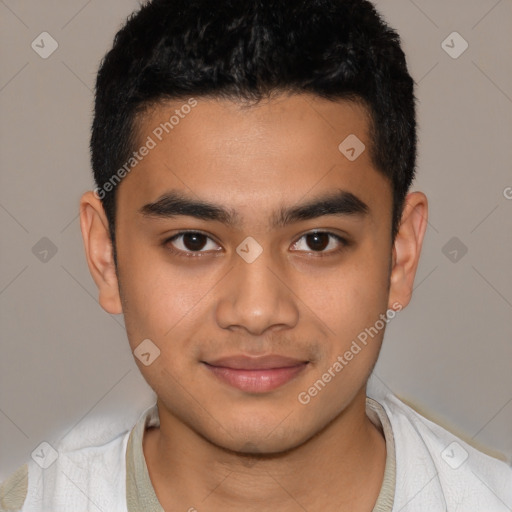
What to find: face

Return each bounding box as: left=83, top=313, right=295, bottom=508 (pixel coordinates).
left=90, top=94, right=403, bottom=453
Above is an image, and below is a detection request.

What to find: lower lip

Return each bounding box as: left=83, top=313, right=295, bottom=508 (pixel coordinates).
left=203, top=363, right=308, bottom=393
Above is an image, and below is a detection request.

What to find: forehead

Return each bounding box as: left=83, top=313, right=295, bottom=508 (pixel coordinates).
left=117, top=93, right=391, bottom=220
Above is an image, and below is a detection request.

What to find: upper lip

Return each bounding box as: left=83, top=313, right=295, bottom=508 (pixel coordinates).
left=203, top=355, right=308, bottom=370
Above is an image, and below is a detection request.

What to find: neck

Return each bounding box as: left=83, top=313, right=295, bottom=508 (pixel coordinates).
left=143, top=387, right=386, bottom=512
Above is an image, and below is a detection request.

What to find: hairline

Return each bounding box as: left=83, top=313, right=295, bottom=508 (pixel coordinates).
left=107, top=90, right=396, bottom=264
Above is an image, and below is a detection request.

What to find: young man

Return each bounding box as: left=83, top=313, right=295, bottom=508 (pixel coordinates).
left=1, top=0, right=510, bottom=511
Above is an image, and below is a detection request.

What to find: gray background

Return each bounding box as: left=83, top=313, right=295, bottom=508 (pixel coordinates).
left=1, top=0, right=511, bottom=480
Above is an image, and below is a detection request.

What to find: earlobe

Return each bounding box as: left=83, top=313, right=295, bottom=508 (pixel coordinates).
left=388, top=192, right=428, bottom=310
left=79, top=191, right=123, bottom=315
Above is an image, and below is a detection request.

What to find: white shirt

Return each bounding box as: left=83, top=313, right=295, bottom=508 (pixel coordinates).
left=1, top=378, right=511, bottom=511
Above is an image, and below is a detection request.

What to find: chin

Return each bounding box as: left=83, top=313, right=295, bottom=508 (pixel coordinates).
left=203, top=415, right=315, bottom=455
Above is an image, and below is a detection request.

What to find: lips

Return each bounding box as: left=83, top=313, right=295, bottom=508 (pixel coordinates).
left=205, top=355, right=307, bottom=370
left=202, top=355, right=309, bottom=393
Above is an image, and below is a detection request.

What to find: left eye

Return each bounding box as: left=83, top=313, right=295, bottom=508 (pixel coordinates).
left=291, top=232, right=347, bottom=253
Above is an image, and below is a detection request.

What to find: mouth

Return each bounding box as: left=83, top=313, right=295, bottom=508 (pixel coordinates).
left=201, top=355, right=309, bottom=393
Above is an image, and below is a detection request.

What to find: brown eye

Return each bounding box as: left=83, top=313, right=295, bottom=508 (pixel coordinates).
left=305, top=232, right=330, bottom=251
left=165, top=231, right=221, bottom=255
left=181, top=232, right=208, bottom=251
left=291, top=231, right=348, bottom=255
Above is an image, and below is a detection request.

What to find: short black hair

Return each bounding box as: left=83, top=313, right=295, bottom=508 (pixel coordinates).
left=91, top=0, right=416, bottom=257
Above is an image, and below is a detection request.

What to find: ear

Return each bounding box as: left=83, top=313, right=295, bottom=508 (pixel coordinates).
left=388, top=191, right=428, bottom=310
left=79, top=191, right=123, bottom=314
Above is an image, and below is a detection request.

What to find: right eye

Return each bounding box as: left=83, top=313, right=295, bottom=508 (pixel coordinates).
left=163, top=231, right=222, bottom=257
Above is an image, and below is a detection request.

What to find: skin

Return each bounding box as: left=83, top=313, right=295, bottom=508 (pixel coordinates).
left=80, top=93, right=427, bottom=511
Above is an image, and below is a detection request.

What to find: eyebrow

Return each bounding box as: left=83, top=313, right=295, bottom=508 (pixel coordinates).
left=139, top=189, right=369, bottom=228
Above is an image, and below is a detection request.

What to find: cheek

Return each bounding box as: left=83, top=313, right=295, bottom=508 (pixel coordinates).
left=118, top=256, right=213, bottom=392
left=296, top=257, right=390, bottom=414
left=304, top=250, right=390, bottom=335
left=117, top=241, right=226, bottom=351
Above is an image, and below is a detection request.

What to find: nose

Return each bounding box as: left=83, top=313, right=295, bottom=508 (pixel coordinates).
left=215, top=246, right=299, bottom=335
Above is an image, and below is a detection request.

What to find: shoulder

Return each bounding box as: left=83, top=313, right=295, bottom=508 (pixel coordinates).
left=0, top=407, right=151, bottom=512
left=368, top=382, right=512, bottom=511
left=1, top=464, right=28, bottom=511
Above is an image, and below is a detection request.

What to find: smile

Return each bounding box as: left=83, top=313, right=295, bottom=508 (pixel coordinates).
left=202, top=356, right=309, bottom=393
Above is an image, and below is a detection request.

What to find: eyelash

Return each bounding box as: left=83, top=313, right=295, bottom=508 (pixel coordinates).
left=162, top=230, right=350, bottom=259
